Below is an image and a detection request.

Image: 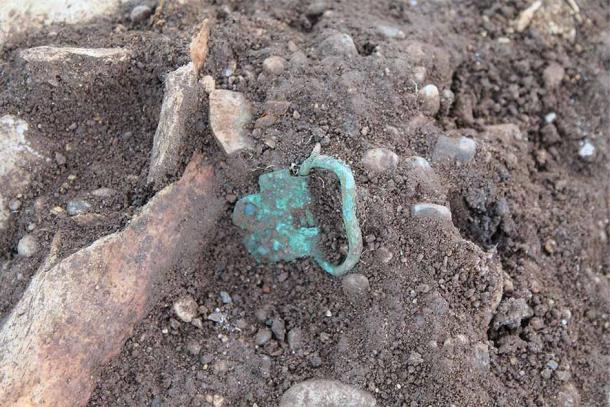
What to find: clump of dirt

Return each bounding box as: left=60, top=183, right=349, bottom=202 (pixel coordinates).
left=0, top=0, right=608, bottom=406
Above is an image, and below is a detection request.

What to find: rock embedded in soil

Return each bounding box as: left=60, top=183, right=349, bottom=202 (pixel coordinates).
left=0, top=0, right=125, bottom=48
left=492, top=297, right=534, bottom=330
left=129, top=5, right=152, bottom=23
left=376, top=24, right=406, bottom=39
left=419, top=84, right=441, bottom=116
left=173, top=295, right=199, bottom=323
left=262, top=56, right=286, bottom=75
left=147, top=64, right=199, bottom=188
left=255, top=328, right=272, bottom=346
left=432, top=135, right=477, bottom=163
left=67, top=199, right=91, bottom=216
left=271, top=318, right=286, bottom=341
left=287, top=327, right=303, bottom=350
left=0, top=155, right=222, bottom=407
left=319, top=32, right=358, bottom=58
left=342, top=273, right=370, bottom=303
left=18, top=46, right=131, bottom=84
left=411, top=203, right=452, bottom=221
left=209, top=89, right=254, bottom=155
left=0, top=115, right=44, bottom=232
left=17, top=234, right=38, bottom=257
left=280, top=379, right=376, bottom=407
left=362, top=148, right=399, bottom=173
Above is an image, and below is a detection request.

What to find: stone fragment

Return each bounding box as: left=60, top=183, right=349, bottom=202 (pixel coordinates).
left=174, top=295, right=199, bottom=323
left=376, top=25, right=406, bottom=39
left=147, top=64, right=199, bottom=187
left=190, top=18, right=211, bottom=73
left=432, top=135, right=477, bottom=163
left=209, top=90, right=254, bottom=155
left=362, top=148, right=399, bottom=173
left=67, top=200, right=91, bottom=216
left=280, top=379, right=376, bottom=407
left=411, top=203, right=452, bottom=221
left=319, top=33, right=358, bottom=58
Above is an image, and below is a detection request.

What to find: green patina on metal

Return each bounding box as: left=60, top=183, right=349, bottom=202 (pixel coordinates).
left=232, top=149, right=362, bottom=276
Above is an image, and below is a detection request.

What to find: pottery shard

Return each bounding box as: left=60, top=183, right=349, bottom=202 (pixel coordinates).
left=147, top=63, right=199, bottom=187
left=0, top=154, right=222, bottom=407
left=209, top=89, right=254, bottom=155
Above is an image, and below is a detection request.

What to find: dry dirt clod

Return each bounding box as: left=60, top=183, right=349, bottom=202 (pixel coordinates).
left=280, top=379, right=377, bottom=407
left=492, top=297, right=534, bottom=330
left=0, top=155, right=222, bottom=407
left=209, top=89, right=254, bottom=155
left=543, top=62, right=565, bottom=89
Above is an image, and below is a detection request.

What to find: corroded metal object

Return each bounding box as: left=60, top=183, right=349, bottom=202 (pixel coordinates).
left=232, top=148, right=362, bottom=276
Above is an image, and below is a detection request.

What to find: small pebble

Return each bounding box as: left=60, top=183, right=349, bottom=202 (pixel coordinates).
left=55, top=152, right=67, bottom=165
left=432, top=135, right=477, bottom=163
left=362, top=148, right=399, bottom=173
left=376, top=25, right=406, bottom=39
left=578, top=139, right=595, bottom=159
left=376, top=247, right=393, bottom=264
left=66, top=199, right=91, bottom=216
left=412, top=66, right=426, bottom=84
left=419, top=84, right=440, bottom=116
left=319, top=33, right=358, bottom=58
left=287, top=327, right=303, bottom=350
left=262, top=56, right=286, bottom=75
left=547, top=360, right=559, bottom=370
left=255, top=328, right=272, bottom=346
left=543, top=62, right=565, bottom=89
left=130, top=5, right=152, bottom=23
left=191, top=318, right=204, bottom=329
left=408, top=351, right=424, bottom=366
left=271, top=318, right=286, bottom=341
left=341, top=273, right=370, bottom=303
left=309, top=353, right=322, bottom=368
left=545, top=112, right=557, bottom=123
left=186, top=340, right=202, bottom=356
left=90, top=187, right=117, bottom=198
left=492, top=297, right=533, bottom=330
left=219, top=291, right=232, bottom=304
left=201, top=75, right=215, bottom=94
left=8, top=198, right=21, bottom=211
left=207, top=311, right=226, bottom=323
left=173, top=295, right=199, bottom=323
left=17, top=235, right=38, bottom=257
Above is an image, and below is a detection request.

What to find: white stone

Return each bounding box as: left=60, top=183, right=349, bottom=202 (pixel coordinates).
left=19, top=46, right=130, bottom=62
left=0, top=115, right=44, bottom=230
left=147, top=64, right=199, bottom=187
left=209, top=90, right=254, bottom=155
left=173, top=295, right=199, bottom=323
left=362, top=148, right=399, bottom=173
left=419, top=84, right=440, bottom=116
left=280, top=379, right=377, bottom=407
left=17, top=235, right=38, bottom=257
left=376, top=25, right=406, bottom=39
left=411, top=203, right=452, bottom=221
left=432, top=135, right=477, bottom=163
left=578, top=139, right=595, bottom=158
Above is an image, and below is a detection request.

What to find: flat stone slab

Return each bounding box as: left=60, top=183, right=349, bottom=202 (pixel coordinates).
left=209, top=90, right=254, bottom=155
left=18, top=46, right=132, bottom=85
left=147, top=63, right=199, bottom=187
left=0, top=0, right=129, bottom=48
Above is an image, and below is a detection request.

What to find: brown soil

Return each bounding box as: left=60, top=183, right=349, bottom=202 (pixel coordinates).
left=1, top=0, right=608, bottom=406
